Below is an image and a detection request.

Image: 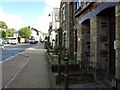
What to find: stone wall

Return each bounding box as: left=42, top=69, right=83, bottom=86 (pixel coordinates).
left=90, top=16, right=109, bottom=79
left=68, top=3, right=74, bottom=57
left=81, top=21, right=90, bottom=71
left=115, top=3, right=120, bottom=89
left=75, top=2, right=119, bottom=83
left=77, top=23, right=82, bottom=65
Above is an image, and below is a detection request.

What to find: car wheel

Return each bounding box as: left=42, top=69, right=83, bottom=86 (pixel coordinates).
left=2, top=47, right=4, bottom=49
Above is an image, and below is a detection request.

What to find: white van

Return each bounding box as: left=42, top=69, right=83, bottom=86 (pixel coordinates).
left=10, top=39, right=17, bottom=44
left=6, top=37, right=18, bottom=45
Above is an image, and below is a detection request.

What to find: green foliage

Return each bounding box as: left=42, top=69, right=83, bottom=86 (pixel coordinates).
left=45, top=42, right=53, bottom=50
left=49, top=54, right=64, bottom=65
left=48, top=53, right=76, bottom=65
left=0, top=30, right=6, bottom=39
left=0, top=21, right=8, bottom=29
left=19, top=27, right=31, bottom=39
left=53, top=46, right=66, bottom=54
left=6, top=28, right=15, bottom=37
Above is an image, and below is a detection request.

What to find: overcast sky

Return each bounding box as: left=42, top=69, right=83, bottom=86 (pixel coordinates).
left=0, top=0, right=60, bottom=33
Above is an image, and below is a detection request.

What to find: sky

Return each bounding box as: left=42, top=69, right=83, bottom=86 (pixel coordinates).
left=0, top=0, right=60, bottom=33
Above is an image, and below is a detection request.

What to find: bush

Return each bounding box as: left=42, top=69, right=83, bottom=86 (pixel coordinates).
left=53, top=46, right=66, bottom=55
left=45, top=42, right=53, bottom=50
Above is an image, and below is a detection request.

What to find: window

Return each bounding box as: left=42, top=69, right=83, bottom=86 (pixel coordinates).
left=61, top=4, right=66, bottom=21
left=62, top=7, right=65, bottom=20
left=75, top=0, right=82, bottom=10
left=64, top=33, right=67, bottom=48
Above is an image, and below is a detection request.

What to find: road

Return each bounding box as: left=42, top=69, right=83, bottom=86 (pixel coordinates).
left=2, top=42, right=53, bottom=89
left=1, top=44, right=35, bottom=61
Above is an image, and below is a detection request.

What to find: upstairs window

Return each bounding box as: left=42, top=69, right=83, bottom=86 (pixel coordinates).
left=62, top=7, right=65, bottom=21
left=75, top=0, right=82, bottom=10
left=60, top=4, right=66, bottom=21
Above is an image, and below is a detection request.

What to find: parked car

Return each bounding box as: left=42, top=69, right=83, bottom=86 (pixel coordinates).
left=10, top=39, right=17, bottom=45
left=29, top=38, right=36, bottom=44
left=2, top=40, right=9, bottom=44
left=6, top=37, right=18, bottom=45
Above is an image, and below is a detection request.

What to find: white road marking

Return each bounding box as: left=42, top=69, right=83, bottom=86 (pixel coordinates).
left=1, top=56, right=16, bottom=63
left=3, top=56, right=31, bottom=89
left=0, top=47, right=30, bottom=64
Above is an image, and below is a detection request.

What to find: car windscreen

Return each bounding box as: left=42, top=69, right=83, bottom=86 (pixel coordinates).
left=30, top=38, right=35, bottom=40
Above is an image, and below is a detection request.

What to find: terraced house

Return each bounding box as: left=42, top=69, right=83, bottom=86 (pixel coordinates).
left=59, top=1, right=77, bottom=60
left=59, top=1, right=120, bottom=89
left=59, top=2, right=69, bottom=49
left=75, top=1, right=120, bottom=89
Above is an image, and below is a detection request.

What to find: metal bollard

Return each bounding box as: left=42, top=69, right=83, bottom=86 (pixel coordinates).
left=58, top=50, right=61, bottom=84
left=64, top=53, right=69, bottom=90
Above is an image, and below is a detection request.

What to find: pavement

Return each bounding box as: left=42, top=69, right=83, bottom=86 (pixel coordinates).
left=2, top=42, right=53, bottom=89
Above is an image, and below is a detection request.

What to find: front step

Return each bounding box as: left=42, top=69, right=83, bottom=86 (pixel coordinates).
left=95, top=79, right=112, bottom=89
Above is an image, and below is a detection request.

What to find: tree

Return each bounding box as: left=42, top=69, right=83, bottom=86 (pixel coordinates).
left=6, top=28, right=15, bottom=37
left=19, top=27, right=31, bottom=39
left=0, top=21, right=8, bottom=29
left=0, top=30, right=6, bottom=39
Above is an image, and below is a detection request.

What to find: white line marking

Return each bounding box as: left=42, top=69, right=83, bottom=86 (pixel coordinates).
left=1, top=48, right=28, bottom=64
left=1, top=55, right=16, bottom=63
left=3, top=56, right=31, bottom=89
left=0, top=44, right=34, bottom=63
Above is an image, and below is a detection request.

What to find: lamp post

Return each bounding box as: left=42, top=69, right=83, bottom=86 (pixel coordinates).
left=64, top=52, right=69, bottom=90
left=48, top=12, right=54, bottom=32
left=48, top=12, right=54, bottom=49
left=52, top=39, right=55, bottom=52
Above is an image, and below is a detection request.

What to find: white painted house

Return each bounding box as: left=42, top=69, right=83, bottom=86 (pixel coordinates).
left=49, top=7, right=60, bottom=47
left=13, top=31, right=19, bottom=37
left=30, top=28, right=40, bottom=42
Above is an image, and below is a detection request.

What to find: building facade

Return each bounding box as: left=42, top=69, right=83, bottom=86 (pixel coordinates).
left=30, top=27, right=40, bottom=42
left=74, top=1, right=120, bottom=89
left=59, top=2, right=69, bottom=49
left=59, top=0, right=120, bottom=89
left=48, top=8, right=60, bottom=48
left=59, top=1, right=77, bottom=60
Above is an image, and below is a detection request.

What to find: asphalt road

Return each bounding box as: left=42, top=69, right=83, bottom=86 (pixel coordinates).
left=1, top=44, right=35, bottom=61
left=3, top=42, right=53, bottom=88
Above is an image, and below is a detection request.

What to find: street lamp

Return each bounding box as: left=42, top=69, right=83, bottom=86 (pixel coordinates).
left=48, top=13, right=53, bottom=30
left=52, top=39, right=55, bottom=51
left=48, top=12, right=55, bottom=49
left=48, top=14, right=51, bottom=16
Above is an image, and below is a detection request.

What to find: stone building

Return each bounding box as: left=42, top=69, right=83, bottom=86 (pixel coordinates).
left=59, top=1, right=120, bottom=89
left=68, top=2, right=77, bottom=58
left=115, top=2, right=120, bottom=89
left=73, top=1, right=120, bottom=89
left=59, top=2, right=69, bottom=49
left=59, top=1, right=77, bottom=60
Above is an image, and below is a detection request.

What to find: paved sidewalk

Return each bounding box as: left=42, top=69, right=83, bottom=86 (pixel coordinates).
left=3, top=43, right=53, bottom=88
